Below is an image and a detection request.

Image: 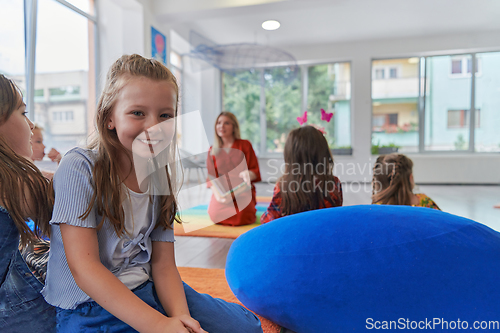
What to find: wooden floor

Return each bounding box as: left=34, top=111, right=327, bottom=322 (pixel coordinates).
left=175, top=183, right=500, bottom=269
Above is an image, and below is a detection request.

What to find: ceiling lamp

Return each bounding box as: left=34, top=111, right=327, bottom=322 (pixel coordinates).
left=262, top=20, right=280, bottom=31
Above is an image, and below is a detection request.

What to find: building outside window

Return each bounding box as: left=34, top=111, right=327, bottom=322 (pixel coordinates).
left=52, top=110, right=74, bottom=122
left=372, top=53, right=499, bottom=153
left=372, top=58, right=419, bottom=152
left=1, top=0, right=97, bottom=155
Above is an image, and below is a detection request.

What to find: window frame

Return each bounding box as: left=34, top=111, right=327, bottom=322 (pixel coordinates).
left=24, top=0, right=99, bottom=121
left=371, top=51, right=499, bottom=154
left=221, top=60, right=353, bottom=158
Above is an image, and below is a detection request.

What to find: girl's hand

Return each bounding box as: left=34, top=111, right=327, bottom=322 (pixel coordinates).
left=175, top=315, right=207, bottom=333
left=153, top=317, right=200, bottom=333
left=47, top=148, right=62, bottom=163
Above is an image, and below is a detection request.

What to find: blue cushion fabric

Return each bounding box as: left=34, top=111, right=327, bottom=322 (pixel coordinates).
left=225, top=205, right=500, bottom=333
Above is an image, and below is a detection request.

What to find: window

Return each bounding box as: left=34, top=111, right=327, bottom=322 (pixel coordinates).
left=448, top=110, right=480, bottom=128
left=222, top=70, right=261, bottom=154
left=373, top=52, right=498, bottom=153
left=389, top=68, right=398, bottom=78
left=447, top=109, right=480, bottom=128
left=474, top=52, right=500, bottom=152
left=307, top=62, right=351, bottom=149
left=265, top=67, right=302, bottom=153
left=373, top=64, right=400, bottom=80
left=451, top=59, right=462, bottom=74
left=34, top=0, right=96, bottom=153
left=0, top=0, right=26, bottom=95
left=425, top=55, right=471, bottom=151
left=222, top=62, right=351, bottom=155
left=372, top=58, right=419, bottom=153
left=450, top=56, right=480, bottom=76
left=52, top=111, right=74, bottom=122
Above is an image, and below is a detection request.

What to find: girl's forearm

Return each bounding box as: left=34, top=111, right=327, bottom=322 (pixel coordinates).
left=152, top=263, right=190, bottom=317
left=73, top=260, right=168, bottom=333
left=61, top=224, right=170, bottom=333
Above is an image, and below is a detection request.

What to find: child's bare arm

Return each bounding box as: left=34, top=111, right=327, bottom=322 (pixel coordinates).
left=60, top=224, right=191, bottom=333
left=151, top=241, right=206, bottom=333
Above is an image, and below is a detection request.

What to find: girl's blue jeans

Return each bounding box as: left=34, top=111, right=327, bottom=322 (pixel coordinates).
left=0, top=206, right=55, bottom=332
left=56, top=280, right=262, bottom=333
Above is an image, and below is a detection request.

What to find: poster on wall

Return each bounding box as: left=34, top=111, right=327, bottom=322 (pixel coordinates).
left=151, top=27, right=167, bottom=64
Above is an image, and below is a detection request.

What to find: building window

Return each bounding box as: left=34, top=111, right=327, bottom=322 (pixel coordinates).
left=447, top=109, right=480, bottom=129
left=450, top=56, right=480, bottom=76
left=375, top=68, right=385, bottom=79
left=53, top=110, right=74, bottom=122
left=373, top=65, right=400, bottom=79
left=373, top=113, right=399, bottom=132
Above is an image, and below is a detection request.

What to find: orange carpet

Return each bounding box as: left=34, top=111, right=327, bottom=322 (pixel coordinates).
left=178, top=267, right=281, bottom=333
left=175, top=196, right=272, bottom=239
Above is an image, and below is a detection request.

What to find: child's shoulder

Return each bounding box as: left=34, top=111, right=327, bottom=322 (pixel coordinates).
left=414, top=193, right=440, bottom=210
left=57, top=147, right=98, bottom=174
left=61, top=147, right=97, bottom=163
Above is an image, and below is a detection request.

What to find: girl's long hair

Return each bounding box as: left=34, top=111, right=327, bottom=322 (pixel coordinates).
left=0, top=74, right=52, bottom=247
left=371, top=153, right=414, bottom=205
left=211, top=111, right=241, bottom=155
left=279, top=126, right=338, bottom=216
left=81, top=54, right=182, bottom=235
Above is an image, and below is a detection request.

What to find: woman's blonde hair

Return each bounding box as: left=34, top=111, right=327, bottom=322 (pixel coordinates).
left=212, top=111, right=241, bottom=155
left=0, top=74, right=52, bottom=246
left=82, top=54, right=181, bottom=235
left=371, top=153, right=414, bottom=206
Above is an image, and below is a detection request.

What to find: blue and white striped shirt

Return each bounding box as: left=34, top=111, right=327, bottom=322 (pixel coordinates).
left=41, top=148, right=174, bottom=309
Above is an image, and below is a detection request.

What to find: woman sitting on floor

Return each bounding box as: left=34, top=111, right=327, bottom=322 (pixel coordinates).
left=206, top=112, right=261, bottom=226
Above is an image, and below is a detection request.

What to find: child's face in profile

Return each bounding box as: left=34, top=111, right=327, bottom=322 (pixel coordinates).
left=31, top=128, right=46, bottom=161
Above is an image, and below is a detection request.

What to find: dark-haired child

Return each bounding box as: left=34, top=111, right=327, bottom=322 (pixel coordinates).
left=261, top=126, right=343, bottom=223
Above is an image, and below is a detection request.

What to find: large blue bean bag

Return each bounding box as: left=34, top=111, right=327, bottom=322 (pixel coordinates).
left=225, top=205, right=500, bottom=332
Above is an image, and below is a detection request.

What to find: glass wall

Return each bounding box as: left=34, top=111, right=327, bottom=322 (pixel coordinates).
left=222, top=70, right=261, bottom=154
left=0, top=0, right=26, bottom=92
left=222, top=62, right=351, bottom=156
left=372, top=52, right=500, bottom=153
left=371, top=58, right=419, bottom=153
left=474, top=52, right=500, bottom=152
left=424, top=55, right=472, bottom=151
left=308, top=63, right=351, bottom=149
left=1, top=0, right=97, bottom=158
left=34, top=0, right=96, bottom=153
left=265, top=67, right=301, bottom=153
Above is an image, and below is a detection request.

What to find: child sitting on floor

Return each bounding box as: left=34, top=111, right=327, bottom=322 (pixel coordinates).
left=371, top=153, right=440, bottom=210
left=261, top=125, right=343, bottom=223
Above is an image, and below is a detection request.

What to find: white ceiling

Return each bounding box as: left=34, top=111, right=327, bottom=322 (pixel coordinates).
left=153, top=0, right=500, bottom=47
